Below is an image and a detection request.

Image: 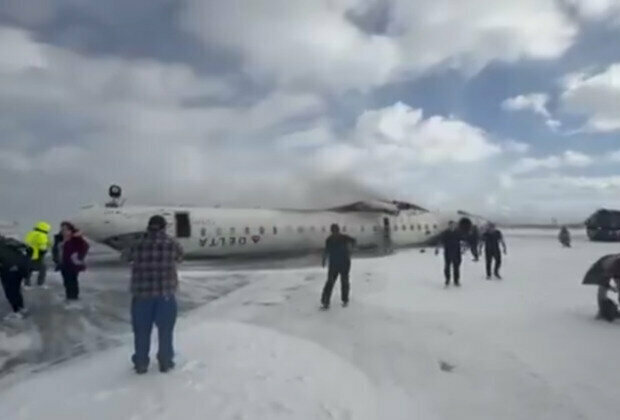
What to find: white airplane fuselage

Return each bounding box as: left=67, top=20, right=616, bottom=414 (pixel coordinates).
left=74, top=203, right=455, bottom=258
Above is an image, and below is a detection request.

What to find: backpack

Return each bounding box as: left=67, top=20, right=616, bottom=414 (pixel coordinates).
left=0, top=236, right=30, bottom=273
left=599, top=298, right=619, bottom=322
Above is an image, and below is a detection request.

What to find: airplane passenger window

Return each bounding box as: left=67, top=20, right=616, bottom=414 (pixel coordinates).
left=216, top=227, right=223, bottom=235
left=259, top=227, right=265, bottom=234
left=244, top=227, right=250, bottom=235
left=373, top=225, right=379, bottom=232
left=433, top=224, right=438, bottom=230
left=273, top=226, right=278, bottom=235
left=201, top=228, right=207, bottom=237
left=342, top=226, right=347, bottom=232
left=410, top=225, right=415, bottom=230
left=230, top=227, right=236, bottom=234
left=402, top=225, right=407, bottom=231
left=286, top=226, right=293, bottom=232
left=297, top=226, right=304, bottom=233
left=310, top=226, right=316, bottom=232
left=417, top=224, right=422, bottom=231
left=361, top=226, right=365, bottom=232
left=321, top=226, right=326, bottom=232
left=394, top=225, right=398, bottom=231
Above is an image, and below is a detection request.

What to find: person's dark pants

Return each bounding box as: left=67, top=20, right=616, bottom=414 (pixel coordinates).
left=25, top=258, right=46, bottom=286
left=131, top=295, right=177, bottom=370
left=1, top=270, right=24, bottom=312
left=469, top=240, right=479, bottom=261
left=444, top=254, right=461, bottom=285
left=485, top=250, right=502, bottom=278
left=61, top=269, right=80, bottom=300
left=321, top=261, right=351, bottom=307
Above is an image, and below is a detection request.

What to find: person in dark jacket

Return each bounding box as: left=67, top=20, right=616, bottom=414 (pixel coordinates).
left=0, top=235, right=30, bottom=319
left=436, top=221, right=463, bottom=287
left=321, top=224, right=356, bottom=309
left=51, top=222, right=70, bottom=271
left=59, top=222, right=89, bottom=302
left=123, top=215, right=183, bottom=374
left=558, top=226, right=571, bottom=248
left=481, top=223, right=507, bottom=279
left=596, top=256, right=620, bottom=321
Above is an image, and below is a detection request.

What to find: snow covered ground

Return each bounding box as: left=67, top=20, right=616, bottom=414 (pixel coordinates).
left=1, top=231, right=619, bottom=419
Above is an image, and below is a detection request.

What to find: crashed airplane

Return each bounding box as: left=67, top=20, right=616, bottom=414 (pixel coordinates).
left=73, top=186, right=476, bottom=258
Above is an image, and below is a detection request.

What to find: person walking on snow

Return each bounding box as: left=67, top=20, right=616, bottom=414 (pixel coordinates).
left=321, top=223, right=356, bottom=310
left=481, top=223, right=507, bottom=280
left=436, top=221, right=463, bottom=287
left=59, top=222, right=89, bottom=302
left=124, top=215, right=183, bottom=374
left=558, top=226, right=571, bottom=248
left=24, top=221, right=51, bottom=287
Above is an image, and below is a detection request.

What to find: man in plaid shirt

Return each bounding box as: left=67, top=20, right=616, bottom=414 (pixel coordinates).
left=124, top=215, right=183, bottom=374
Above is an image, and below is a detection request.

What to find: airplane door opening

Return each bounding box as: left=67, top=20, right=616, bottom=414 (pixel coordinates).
left=175, top=212, right=191, bottom=238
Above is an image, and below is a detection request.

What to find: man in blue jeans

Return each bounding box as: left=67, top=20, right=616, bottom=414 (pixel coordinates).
left=124, top=215, right=183, bottom=374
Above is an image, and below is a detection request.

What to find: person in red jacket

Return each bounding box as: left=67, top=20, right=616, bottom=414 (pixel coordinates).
left=59, top=222, right=89, bottom=302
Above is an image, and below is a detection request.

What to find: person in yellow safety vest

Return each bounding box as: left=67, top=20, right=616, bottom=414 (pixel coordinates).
left=24, top=221, right=51, bottom=287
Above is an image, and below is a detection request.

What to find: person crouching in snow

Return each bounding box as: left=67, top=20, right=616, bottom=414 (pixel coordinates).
left=123, top=215, right=183, bottom=374
left=59, top=222, right=89, bottom=303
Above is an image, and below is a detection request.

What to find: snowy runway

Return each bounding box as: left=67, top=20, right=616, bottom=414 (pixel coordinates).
left=1, top=231, right=619, bottom=419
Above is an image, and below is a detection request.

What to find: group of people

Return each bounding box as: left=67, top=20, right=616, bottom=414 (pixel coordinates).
left=0, top=215, right=179, bottom=375
left=437, top=221, right=507, bottom=287
left=2, top=215, right=615, bottom=377
left=0, top=221, right=89, bottom=320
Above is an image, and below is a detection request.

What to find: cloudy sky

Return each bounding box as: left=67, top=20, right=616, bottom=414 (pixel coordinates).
left=1, top=0, right=620, bottom=227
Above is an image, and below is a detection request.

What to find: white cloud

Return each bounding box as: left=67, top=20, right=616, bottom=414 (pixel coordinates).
left=565, top=0, right=620, bottom=21
left=501, top=92, right=562, bottom=130
left=502, top=93, right=551, bottom=117
left=560, top=63, right=620, bottom=132
left=509, top=150, right=593, bottom=175
left=354, top=102, right=501, bottom=164
left=563, top=150, right=594, bottom=166
left=182, top=0, right=576, bottom=92
left=610, top=150, right=620, bottom=161
left=503, top=140, right=531, bottom=154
